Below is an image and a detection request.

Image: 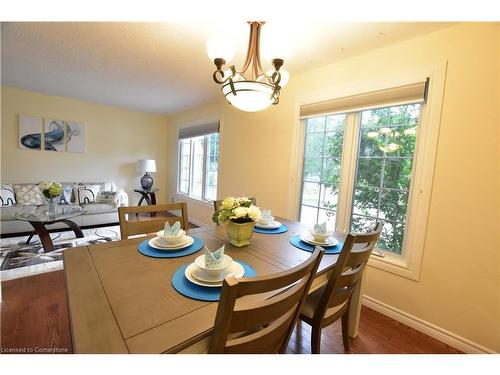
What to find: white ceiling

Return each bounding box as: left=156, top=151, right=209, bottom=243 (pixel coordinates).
left=1, top=22, right=451, bottom=114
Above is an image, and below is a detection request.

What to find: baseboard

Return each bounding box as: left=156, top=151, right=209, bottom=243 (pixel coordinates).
left=362, top=295, right=496, bottom=354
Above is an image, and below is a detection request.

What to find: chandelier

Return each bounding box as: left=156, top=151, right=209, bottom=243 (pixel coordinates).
left=207, top=21, right=289, bottom=112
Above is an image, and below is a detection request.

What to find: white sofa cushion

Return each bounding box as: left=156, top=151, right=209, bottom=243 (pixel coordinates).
left=13, top=184, right=44, bottom=205
left=81, top=203, right=117, bottom=215
left=1, top=185, right=17, bottom=207
left=97, top=191, right=118, bottom=205
left=0, top=206, right=20, bottom=221
left=74, top=185, right=101, bottom=204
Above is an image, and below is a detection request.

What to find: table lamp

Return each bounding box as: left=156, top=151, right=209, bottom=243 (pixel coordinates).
left=136, top=159, right=156, bottom=191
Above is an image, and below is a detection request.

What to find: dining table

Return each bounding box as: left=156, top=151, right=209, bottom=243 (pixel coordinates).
left=63, top=217, right=366, bottom=353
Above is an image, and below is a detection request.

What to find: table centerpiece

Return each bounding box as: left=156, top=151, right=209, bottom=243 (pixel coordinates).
left=212, top=196, right=261, bottom=247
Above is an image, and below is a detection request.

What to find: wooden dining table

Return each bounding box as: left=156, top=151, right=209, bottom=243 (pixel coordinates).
left=63, top=218, right=366, bottom=353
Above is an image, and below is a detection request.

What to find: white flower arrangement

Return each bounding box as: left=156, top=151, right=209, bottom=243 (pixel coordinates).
left=213, top=196, right=261, bottom=224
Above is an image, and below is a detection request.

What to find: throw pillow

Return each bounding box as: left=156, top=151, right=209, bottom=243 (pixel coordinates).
left=0, top=185, right=17, bottom=206
left=13, top=184, right=44, bottom=205
left=59, top=184, right=73, bottom=205
left=74, top=185, right=101, bottom=205
left=97, top=190, right=118, bottom=206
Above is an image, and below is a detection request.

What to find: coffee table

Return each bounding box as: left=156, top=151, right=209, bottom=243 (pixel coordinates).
left=14, top=205, right=86, bottom=252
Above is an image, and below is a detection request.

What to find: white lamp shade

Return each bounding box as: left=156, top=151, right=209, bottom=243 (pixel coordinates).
left=136, top=159, right=156, bottom=173
left=206, top=37, right=235, bottom=64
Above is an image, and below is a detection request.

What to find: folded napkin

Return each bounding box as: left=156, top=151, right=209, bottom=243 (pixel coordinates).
left=204, top=244, right=225, bottom=269
left=313, top=222, right=327, bottom=234
left=261, top=209, right=273, bottom=220
left=164, top=221, right=181, bottom=237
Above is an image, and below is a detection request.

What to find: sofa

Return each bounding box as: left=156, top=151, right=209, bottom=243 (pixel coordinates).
left=0, top=181, right=128, bottom=236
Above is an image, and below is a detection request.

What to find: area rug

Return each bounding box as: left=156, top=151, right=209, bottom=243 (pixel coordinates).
left=0, top=225, right=121, bottom=281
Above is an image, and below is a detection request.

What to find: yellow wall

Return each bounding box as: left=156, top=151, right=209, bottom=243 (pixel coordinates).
left=1, top=87, right=169, bottom=204
left=167, top=23, right=500, bottom=351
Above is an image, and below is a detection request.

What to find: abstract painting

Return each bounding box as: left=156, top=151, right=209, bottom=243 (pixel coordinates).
left=19, top=115, right=42, bottom=150
left=67, top=121, right=85, bottom=153
left=44, top=119, right=66, bottom=151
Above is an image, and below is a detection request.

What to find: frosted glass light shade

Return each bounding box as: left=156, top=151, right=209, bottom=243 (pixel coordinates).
left=136, top=159, right=157, bottom=173
left=206, top=37, right=235, bottom=64
left=222, top=81, right=276, bottom=112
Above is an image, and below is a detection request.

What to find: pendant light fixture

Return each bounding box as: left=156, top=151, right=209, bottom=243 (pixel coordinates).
left=207, top=21, right=289, bottom=112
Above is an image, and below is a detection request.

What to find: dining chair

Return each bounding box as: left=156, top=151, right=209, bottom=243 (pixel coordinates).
left=209, top=247, right=324, bottom=354
left=118, top=203, right=189, bottom=239
left=298, top=222, right=383, bottom=354
left=213, top=197, right=257, bottom=213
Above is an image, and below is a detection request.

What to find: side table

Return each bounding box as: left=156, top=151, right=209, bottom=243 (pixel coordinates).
left=134, top=188, right=159, bottom=217
left=134, top=188, right=158, bottom=206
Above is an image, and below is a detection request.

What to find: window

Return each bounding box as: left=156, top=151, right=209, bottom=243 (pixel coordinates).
left=299, top=104, right=420, bottom=256
left=300, top=114, right=346, bottom=228
left=178, top=123, right=219, bottom=202
left=296, top=72, right=445, bottom=280
left=351, top=104, right=420, bottom=254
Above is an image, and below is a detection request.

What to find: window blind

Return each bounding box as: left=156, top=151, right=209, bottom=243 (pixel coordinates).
left=178, top=121, right=220, bottom=139
left=300, top=78, right=429, bottom=118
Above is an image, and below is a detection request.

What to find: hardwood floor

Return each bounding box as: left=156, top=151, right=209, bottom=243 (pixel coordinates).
left=1, top=270, right=462, bottom=354
left=1, top=271, right=72, bottom=353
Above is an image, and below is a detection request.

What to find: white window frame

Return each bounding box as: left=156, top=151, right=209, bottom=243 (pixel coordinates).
left=176, top=118, right=221, bottom=204
left=290, top=64, right=447, bottom=281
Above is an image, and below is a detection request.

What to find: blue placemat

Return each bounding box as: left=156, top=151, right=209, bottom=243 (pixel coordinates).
left=289, top=234, right=343, bottom=254
left=138, top=237, right=204, bottom=258
left=253, top=224, right=288, bottom=234
left=171, top=260, right=256, bottom=302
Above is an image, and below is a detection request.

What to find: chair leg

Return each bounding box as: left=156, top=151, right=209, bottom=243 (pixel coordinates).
left=311, top=325, right=322, bottom=354
left=341, top=311, right=350, bottom=351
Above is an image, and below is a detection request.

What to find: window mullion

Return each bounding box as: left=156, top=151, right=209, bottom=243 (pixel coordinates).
left=188, top=138, right=194, bottom=197
left=201, top=135, right=208, bottom=201
left=178, top=140, right=182, bottom=193
left=335, top=112, right=361, bottom=233
left=316, top=121, right=328, bottom=223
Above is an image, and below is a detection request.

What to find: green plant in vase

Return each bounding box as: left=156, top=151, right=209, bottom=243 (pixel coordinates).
left=212, top=197, right=261, bottom=247
left=39, top=181, right=63, bottom=216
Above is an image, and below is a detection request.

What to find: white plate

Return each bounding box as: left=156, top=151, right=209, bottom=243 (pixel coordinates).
left=148, top=236, right=194, bottom=250
left=255, top=220, right=282, bottom=229
left=185, top=262, right=245, bottom=287
left=300, top=234, right=339, bottom=247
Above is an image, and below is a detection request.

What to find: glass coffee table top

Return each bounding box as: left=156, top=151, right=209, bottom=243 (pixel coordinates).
left=14, top=205, right=85, bottom=223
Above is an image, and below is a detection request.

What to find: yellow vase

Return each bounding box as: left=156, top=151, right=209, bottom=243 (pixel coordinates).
left=226, top=221, right=256, bottom=247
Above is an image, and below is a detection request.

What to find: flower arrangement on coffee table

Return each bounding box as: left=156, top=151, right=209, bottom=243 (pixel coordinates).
left=212, top=197, right=261, bottom=247
left=39, top=181, right=63, bottom=215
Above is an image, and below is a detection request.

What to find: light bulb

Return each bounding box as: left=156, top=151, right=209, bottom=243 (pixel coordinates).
left=266, top=68, right=289, bottom=87
left=206, top=37, right=235, bottom=64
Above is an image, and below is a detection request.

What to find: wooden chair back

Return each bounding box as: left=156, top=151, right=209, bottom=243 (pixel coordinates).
left=118, top=203, right=189, bottom=239
left=213, top=197, right=257, bottom=213
left=209, top=247, right=324, bottom=354
left=313, top=223, right=383, bottom=321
